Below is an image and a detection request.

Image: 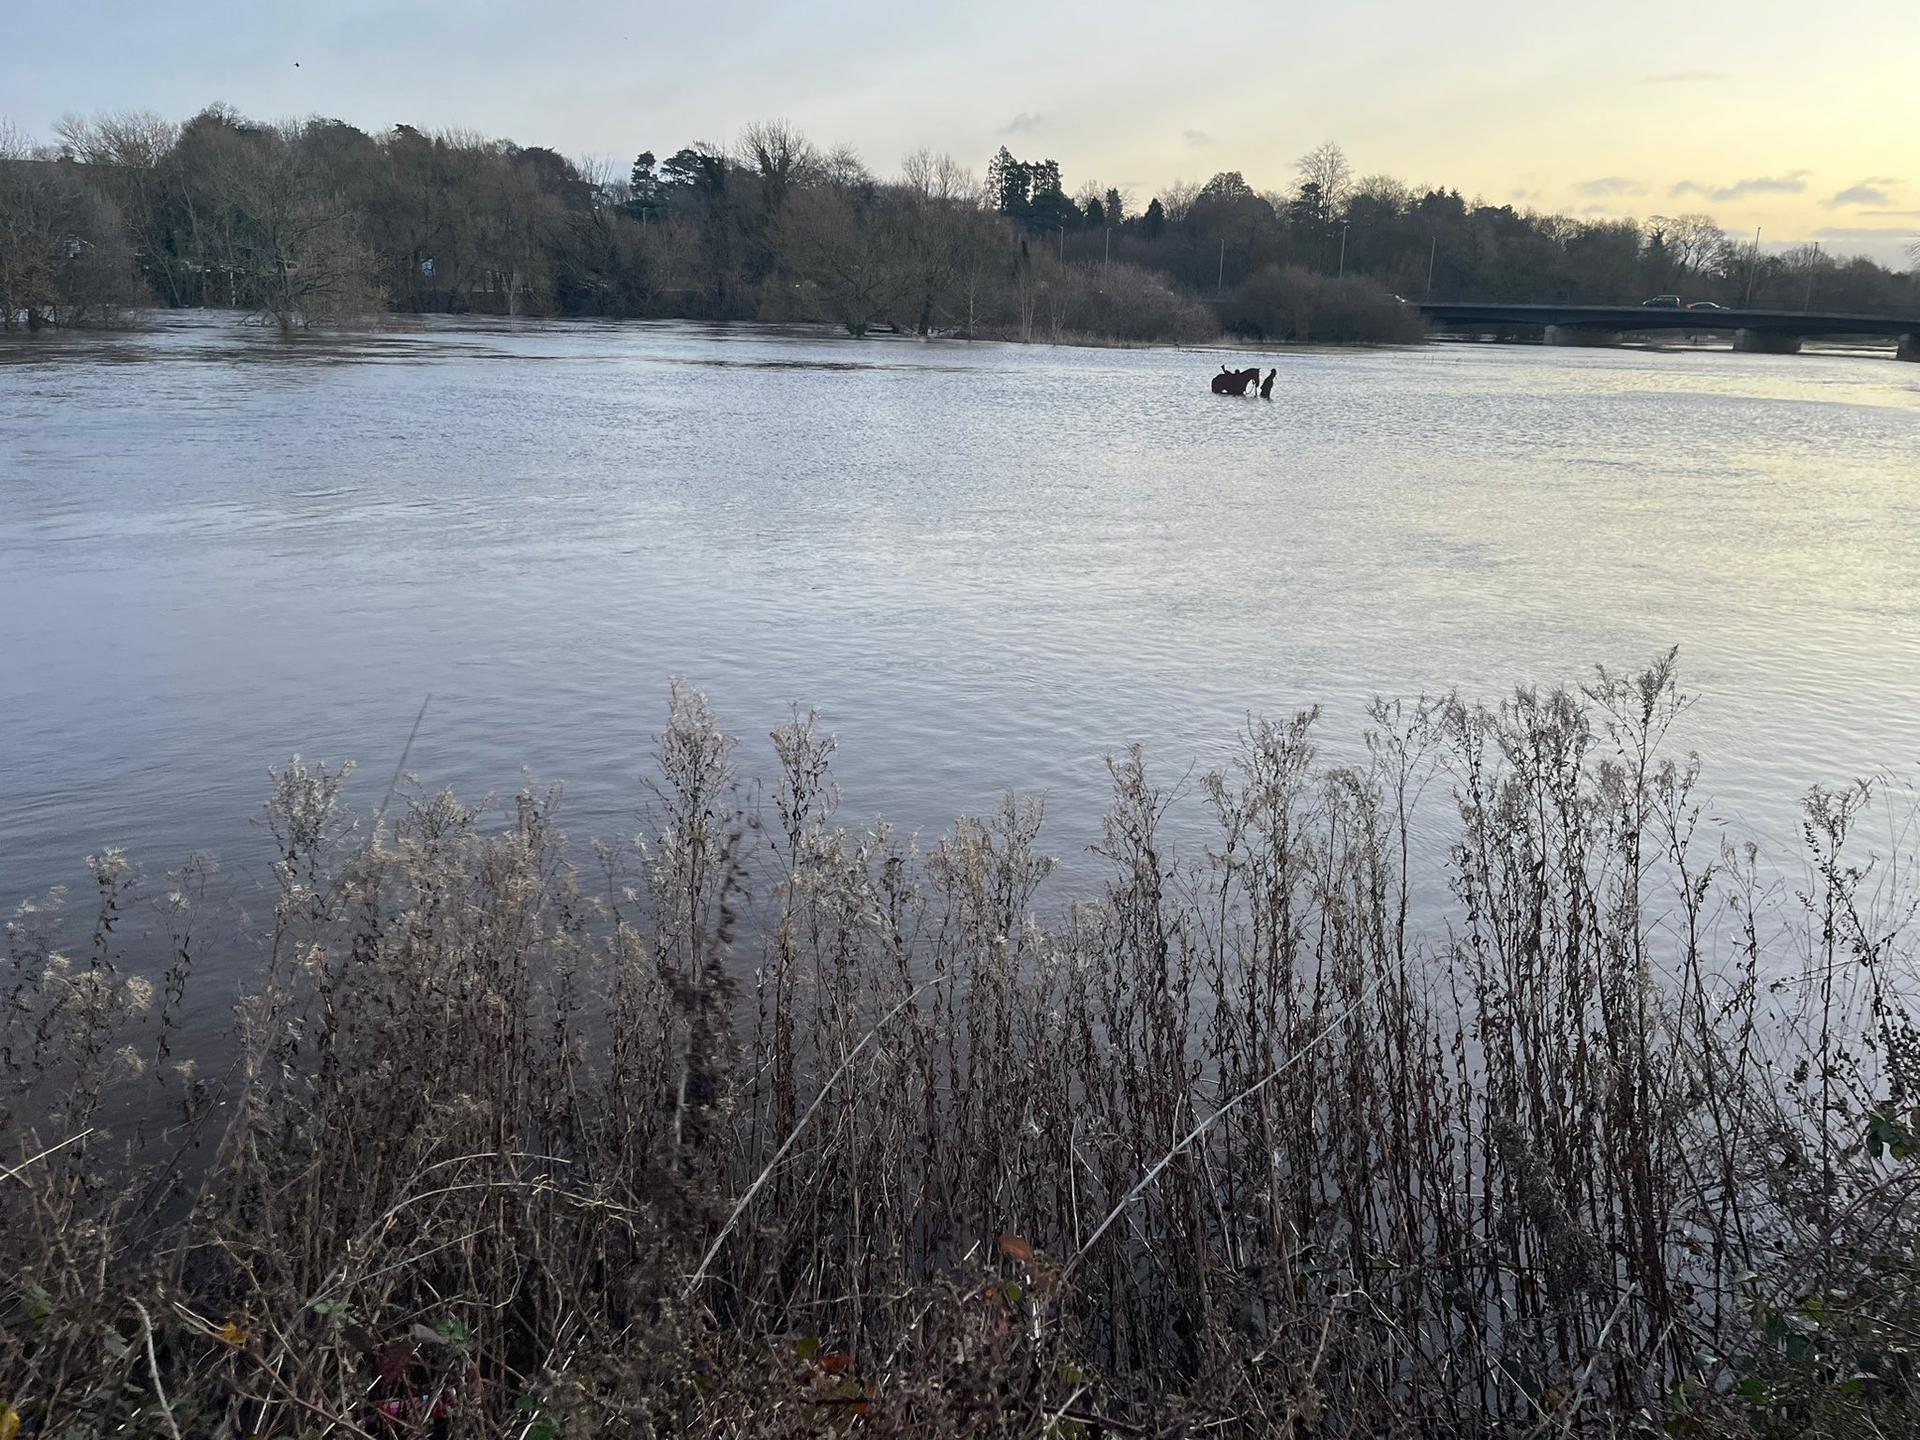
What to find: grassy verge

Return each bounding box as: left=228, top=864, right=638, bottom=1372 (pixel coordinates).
left=5, top=655, right=1917, bottom=1437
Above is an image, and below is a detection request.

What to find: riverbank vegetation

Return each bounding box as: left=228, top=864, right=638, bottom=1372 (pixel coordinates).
left=5, top=659, right=1918, bottom=1437
left=5, top=108, right=1917, bottom=341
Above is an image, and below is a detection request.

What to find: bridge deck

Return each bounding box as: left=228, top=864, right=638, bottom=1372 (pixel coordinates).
left=1416, top=302, right=1918, bottom=339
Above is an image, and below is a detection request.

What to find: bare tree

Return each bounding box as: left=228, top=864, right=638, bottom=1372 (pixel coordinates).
left=1295, top=141, right=1353, bottom=216
left=948, top=200, right=1010, bottom=337
left=474, top=148, right=559, bottom=315
left=1043, top=270, right=1072, bottom=342
left=1158, top=177, right=1201, bottom=223
left=897, top=149, right=978, bottom=333
left=206, top=122, right=381, bottom=331
left=1648, top=212, right=1725, bottom=276
left=0, top=123, right=63, bottom=328
left=1353, top=172, right=1413, bottom=211
left=784, top=164, right=899, bottom=335
left=818, top=143, right=871, bottom=192
left=1014, top=247, right=1040, bottom=342
left=0, top=122, right=140, bottom=329
left=740, top=120, right=818, bottom=218
left=55, top=111, right=188, bottom=304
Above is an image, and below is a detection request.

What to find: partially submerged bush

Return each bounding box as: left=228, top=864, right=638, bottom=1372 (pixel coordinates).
left=3, top=662, right=1916, bottom=1437
left=1044, top=260, right=1220, bottom=345
left=1225, top=263, right=1428, bottom=344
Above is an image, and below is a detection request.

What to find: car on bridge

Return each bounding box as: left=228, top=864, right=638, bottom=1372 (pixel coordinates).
left=1641, top=295, right=1685, bottom=308
left=1686, top=301, right=1725, bottom=311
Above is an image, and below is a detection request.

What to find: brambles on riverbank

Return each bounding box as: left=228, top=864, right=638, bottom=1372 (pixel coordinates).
left=4, top=659, right=1917, bottom=1437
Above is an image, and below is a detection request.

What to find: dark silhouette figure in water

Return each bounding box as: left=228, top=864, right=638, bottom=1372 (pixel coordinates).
left=1211, top=365, right=1261, bottom=396
left=1260, top=368, right=1276, bottom=399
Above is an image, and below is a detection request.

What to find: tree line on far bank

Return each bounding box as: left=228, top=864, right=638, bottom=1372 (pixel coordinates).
left=2, top=107, right=1916, bottom=341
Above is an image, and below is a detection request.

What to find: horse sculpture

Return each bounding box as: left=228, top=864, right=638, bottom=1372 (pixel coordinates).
left=1211, top=365, right=1262, bottom=396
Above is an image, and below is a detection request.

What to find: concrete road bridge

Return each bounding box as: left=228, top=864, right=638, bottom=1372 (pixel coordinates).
left=1416, top=302, right=1920, bottom=360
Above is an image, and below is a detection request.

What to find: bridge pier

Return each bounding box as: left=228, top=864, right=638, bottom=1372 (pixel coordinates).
left=1544, top=325, right=1619, bottom=348
left=1733, top=329, right=1802, bottom=355
left=1898, top=333, right=1919, bottom=362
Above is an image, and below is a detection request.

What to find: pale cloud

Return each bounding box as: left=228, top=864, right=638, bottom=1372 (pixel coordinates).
left=1671, top=170, right=1811, bottom=202
left=1827, top=177, right=1901, bottom=207
left=1640, top=70, right=1725, bottom=84
left=1181, top=129, right=1212, bottom=148
left=1815, top=225, right=1920, bottom=239
left=1001, top=112, right=1045, bottom=135
left=1808, top=224, right=1920, bottom=263
left=1577, top=176, right=1646, bottom=197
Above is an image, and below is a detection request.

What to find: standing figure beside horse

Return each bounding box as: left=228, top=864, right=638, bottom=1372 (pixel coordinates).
left=1211, top=365, right=1262, bottom=396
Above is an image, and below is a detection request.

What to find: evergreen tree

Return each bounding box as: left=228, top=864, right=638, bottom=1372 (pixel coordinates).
left=626, top=151, right=659, bottom=218
left=986, top=146, right=1029, bottom=222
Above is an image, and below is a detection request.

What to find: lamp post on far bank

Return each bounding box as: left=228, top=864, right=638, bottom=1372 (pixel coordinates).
left=1337, top=223, right=1350, bottom=280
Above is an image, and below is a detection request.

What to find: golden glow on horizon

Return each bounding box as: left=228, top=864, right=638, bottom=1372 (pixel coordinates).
left=997, top=6, right=1919, bottom=264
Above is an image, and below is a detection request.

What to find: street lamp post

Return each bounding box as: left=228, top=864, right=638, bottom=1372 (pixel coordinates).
left=1337, top=223, right=1350, bottom=280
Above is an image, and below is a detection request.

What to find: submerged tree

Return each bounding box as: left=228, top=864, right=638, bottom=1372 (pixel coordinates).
left=785, top=166, right=898, bottom=335
left=896, top=149, right=983, bottom=334
left=0, top=123, right=140, bottom=329
left=202, top=121, right=381, bottom=331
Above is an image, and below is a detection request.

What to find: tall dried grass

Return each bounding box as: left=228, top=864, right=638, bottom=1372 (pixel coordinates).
left=4, top=658, right=1916, bottom=1437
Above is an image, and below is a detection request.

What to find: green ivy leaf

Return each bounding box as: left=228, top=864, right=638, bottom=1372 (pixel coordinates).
left=1866, top=1109, right=1916, bottom=1161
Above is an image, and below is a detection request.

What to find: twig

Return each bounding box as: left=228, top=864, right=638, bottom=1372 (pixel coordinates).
left=684, top=975, right=949, bottom=1297
left=1064, top=979, right=1378, bottom=1281
left=1548, top=1284, right=1639, bottom=1437
left=0, top=1127, right=96, bottom=1186
left=1036, top=1382, right=1089, bottom=1437
left=374, top=692, right=432, bottom=832
left=133, top=1300, right=186, bottom=1440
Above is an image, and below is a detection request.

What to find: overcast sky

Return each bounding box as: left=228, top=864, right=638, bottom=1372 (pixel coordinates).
left=5, top=0, right=1916, bottom=265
